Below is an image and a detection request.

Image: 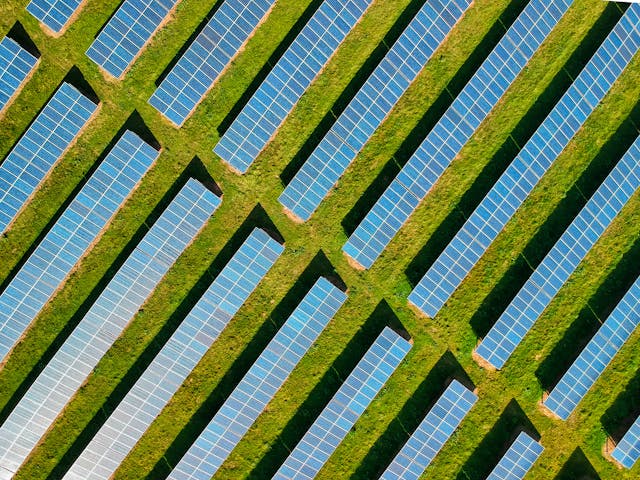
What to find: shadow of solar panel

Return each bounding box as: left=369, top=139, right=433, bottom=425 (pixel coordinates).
left=0, top=81, right=99, bottom=235
left=213, top=0, right=375, bottom=174
left=0, top=129, right=159, bottom=365
left=486, top=432, right=543, bottom=480
left=379, top=379, right=476, bottom=480
left=167, top=277, right=346, bottom=480
left=342, top=0, right=575, bottom=270
left=409, top=5, right=640, bottom=321
left=543, top=273, right=640, bottom=420
left=278, top=0, right=472, bottom=222
left=64, top=227, right=283, bottom=480
left=0, top=36, right=38, bottom=114
left=26, top=0, right=84, bottom=34
left=611, top=415, right=640, bottom=469
left=0, top=179, right=220, bottom=479
left=86, top=0, right=180, bottom=79
left=149, top=0, right=276, bottom=127
left=272, top=326, right=412, bottom=480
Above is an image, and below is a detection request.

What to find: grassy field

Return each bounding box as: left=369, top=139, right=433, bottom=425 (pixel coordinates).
left=0, top=0, right=639, bottom=479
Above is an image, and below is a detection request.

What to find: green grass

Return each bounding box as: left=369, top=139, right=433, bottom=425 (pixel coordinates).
left=0, top=0, right=639, bottom=479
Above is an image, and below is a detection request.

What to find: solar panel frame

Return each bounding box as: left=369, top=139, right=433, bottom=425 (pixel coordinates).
left=272, top=326, right=412, bottom=480
left=0, top=81, right=99, bottom=235
left=26, top=0, right=85, bottom=34
left=0, top=130, right=159, bottom=365
left=611, top=415, right=640, bottom=469
left=166, top=277, right=346, bottom=480
left=409, top=5, right=640, bottom=319
left=0, top=36, right=39, bottom=115
left=341, top=0, right=575, bottom=269
left=486, top=432, right=544, bottom=480
left=213, top=0, right=375, bottom=174
left=379, top=379, right=477, bottom=480
left=278, top=0, right=472, bottom=222
left=64, top=227, right=284, bottom=480
left=86, top=0, right=181, bottom=79
left=0, top=179, right=220, bottom=478
left=149, top=0, right=276, bottom=127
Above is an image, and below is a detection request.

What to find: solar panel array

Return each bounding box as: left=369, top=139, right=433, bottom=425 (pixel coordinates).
left=168, top=277, right=346, bottom=480
left=341, top=0, right=574, bottom=270
left=149, top=0, right=276, bottom=127
left=612, top=415, right=640, bottom=469
left=278, top=0, right=471, bottom=222
left=86, top=0, right=180, bottom=79
left=64, top=227, right=283, bottom=480
left=379, top=379, right=477, bottom=480
left=0, top=179, right=220, bottom=478
left=273, top=326, right=412, bottom=480
left=214, top=0, right=374, bottom=174
left=475, top=124, right=640, bottom=368
left=0, top=36, right=38, bottom=114
left=409, top=6, right=640, bottom=320
left=486, top=432, right=544, bottom=480
left=543, top=273, right=640, bottom=420
left=26, top=0, right=84, bottom=34
left=0, top=130, right=159, bottom=365
left=0, top=81, right=98, bottom=235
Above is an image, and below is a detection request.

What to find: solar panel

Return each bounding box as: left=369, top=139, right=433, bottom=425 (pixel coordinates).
left=0, top=179, right=220, bottom=479
left=86, top=0, right=181, bottom=79
left=64, top=227, right=283, bottom=480
left=213, top=0, right=375, bottom=174
left=278, top=0, right=472, bottom=222
left=409, top=5, right=640, bottom=319
left=543, top=273, right=640, bottom=420
left=0, top=36, right=38, bottom=114
left=470, top=49, right=640, bottom=372
left=26, top=0, right=84, bottom=34
left=341, top=0, right=574, bottom=269
left=611, top=415, right=640, bottom=469
left=149, top=0, right=276, bottom=127
left=0, top=81, right=99, bottom=235
left=486, top=432, right=544, bottom=480
left=167, top=277, right=346, bottom=480
left=0, top=129, right=159, bottom=365
left=379, top=379, right=477, bottom=480
left=272, top=326, right=412, bottom=480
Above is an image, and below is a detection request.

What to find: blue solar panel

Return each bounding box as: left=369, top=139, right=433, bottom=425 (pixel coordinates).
left=64, top=227, right=283, bottom=480
left=409, top=6, right=640, bottom=319
left=149, top=0, right=276, bottom=126
left=0, top=179, right=220, bottom=479
left=167, top=277, right=346, bottom=480
left=471, top=71, right=640, bottom=371
left=342, top=0, right=574, bottom=269
left=86, top=0, right=180, bottom=79
left=543, top=273, right=640, bottom=420
left=379, top=379, right=476, bottom=480
left=611, top=415, right=640, bottom=469
left=272, top=326, right=412, bottom=480
left=26, top=0, right=84, bottom=34
left=278, top=0, right=471, bottom=222
left=214, top=0, right=374, bottom=174
left=0, top=81, right=99, bottom=235
left=0, top=130, right=159, bottom=365
left=0, top=36, right=38, bottom=114
left=486, top=432, right=544, bottom=480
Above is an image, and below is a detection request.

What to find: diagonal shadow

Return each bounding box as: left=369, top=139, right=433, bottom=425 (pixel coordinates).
left=554, top=447, right=601, bottom=480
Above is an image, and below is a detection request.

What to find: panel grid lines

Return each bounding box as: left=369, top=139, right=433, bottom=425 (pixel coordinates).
left=0, top=179, right=220, bottom=477
left=486, top=432, right=544, bottom=480
left=214, top=0, right=374, bottom=174
left=278, top=0, right=472, bottom=221
left=0, top=81, right=99, bottom=235
left=409, top=6, right=640, bottom=320
left=612, top=415, right=640, bottom=469
left=0, top=36, right=38, bottom=114
left=26, top=0, right=84, bottom=33
left=342, top=0, right=574, bottom=269
left=272, top=326, right=412, bottom=480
